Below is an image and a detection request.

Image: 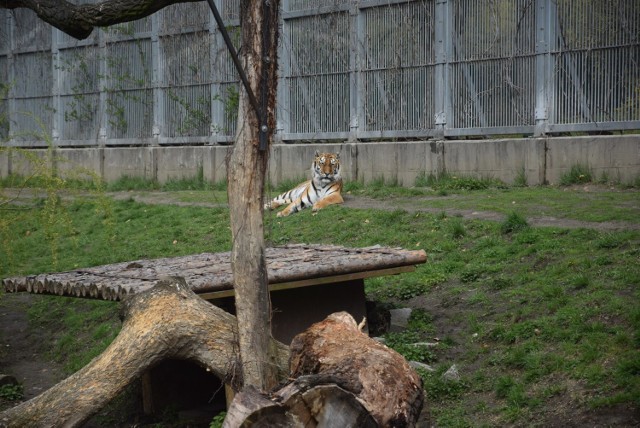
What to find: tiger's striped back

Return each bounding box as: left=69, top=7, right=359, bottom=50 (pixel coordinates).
left=264, top=151, right=344, bottom=217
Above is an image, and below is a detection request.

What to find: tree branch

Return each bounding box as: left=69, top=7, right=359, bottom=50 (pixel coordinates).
left=1, top=0, right=203, bottom=40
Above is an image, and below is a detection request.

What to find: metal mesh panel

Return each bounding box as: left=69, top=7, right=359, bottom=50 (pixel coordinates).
left=14, top=52, right=52, bottom=98
left=556, top=0, right=639, bottom=50
left=13, top=97, right=53, bottom=141
left=106, top=89, right=153, bottom=139
left=222, top=0, right=241, bottom=21
left=12, top=9, right=52, bottom=53
left=288, top=0, right=349, bottom=12
left=105, top=40, right=152, bottom=91
left=59, top=46, right=101, bottom=140
left=212, top=23, right=241, bottom=137
left=0, top=56, right=7, bottom=139
left=362, top=1, right=435, bottom=132
left=162, top=32, right=211, bottom=86
left=554, top=47, right=640, bottom=124
left=452, top=0, right=536, bottom=60
left=105, top=38, right=153, bottom=139
left=449, top=0, right=536, bottom=129
left=217, top=82, right=239, bottom=137
left=164, top=85, right=211, bottom=137
left=58, top=47, right=100, bottom=95
left=451, top=56, right=535, bottom=128
left=103, top=18, right=152, bottom=43
left=61, top=94, right=100, bottom=140
left=287, top=12, right=350, bottom=134
left=0, top=10, right=9, bottom=54
left=160, top=2, right=210, bottom=34
left=554, top=1, right=640, bottom=125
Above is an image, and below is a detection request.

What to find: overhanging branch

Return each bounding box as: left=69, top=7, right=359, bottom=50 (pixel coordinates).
left=1, top=0, right=203, bottom=40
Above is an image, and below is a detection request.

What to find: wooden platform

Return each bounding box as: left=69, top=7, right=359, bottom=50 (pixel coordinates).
left=2, top=244, right=427, bottom=302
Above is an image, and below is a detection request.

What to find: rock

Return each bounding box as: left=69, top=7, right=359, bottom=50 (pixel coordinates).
left=442, top=364, right=460, bottom=382
left=389, top=308, right=412, bottom=332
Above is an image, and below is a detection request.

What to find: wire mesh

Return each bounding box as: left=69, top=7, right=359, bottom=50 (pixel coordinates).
left=361, top=1, right=435, bottom=132
left=0, top=0, right=638, bottom=145
left=286, top=12, right=351, bottom=134
left=449, top=0, right=536, bottom=129
left=59, top=46, right=101, bottom=140
left=554, top=0, right=640, bottom=125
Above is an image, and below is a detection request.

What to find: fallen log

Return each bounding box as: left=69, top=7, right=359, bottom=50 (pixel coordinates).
left=224, top=312, right=424, bottom=427
left=0, top=277, right=290, bottom=428
left=0, top=280, right=424, bottom=427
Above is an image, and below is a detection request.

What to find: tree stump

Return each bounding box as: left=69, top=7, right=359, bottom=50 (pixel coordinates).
left=224, top=312, right=424, bottom=427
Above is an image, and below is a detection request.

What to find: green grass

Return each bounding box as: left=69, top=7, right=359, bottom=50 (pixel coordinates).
left=1, top=181, right=639, bottom=426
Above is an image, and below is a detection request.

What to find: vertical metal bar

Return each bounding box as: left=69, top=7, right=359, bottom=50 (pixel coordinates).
left=275, top=0, right=291, bottom=142
left=151, top=12, right=163, bottom=143
left=348, top=2, right=362, bottom=142
left=51, top=27, right=61, bottom=144
left=97, top=26, right=108, bottom=143
left=433, top=0, right=448, bottom=138
left=534, top=0, right=550, bottom=136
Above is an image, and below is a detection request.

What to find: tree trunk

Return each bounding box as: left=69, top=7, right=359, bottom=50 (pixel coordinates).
left=224, top=312, right=425, bottom=427
left=227, top=0, right=280, bottom=391
left=0, top=278, right=290, bottom=428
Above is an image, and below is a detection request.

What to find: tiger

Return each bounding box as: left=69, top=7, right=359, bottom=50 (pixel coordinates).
left=264, top=151, right=344, bottom=217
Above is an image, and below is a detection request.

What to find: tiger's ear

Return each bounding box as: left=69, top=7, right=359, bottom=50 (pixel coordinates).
left=314, top=150, right=320, bottom=157
left=335, top=152, right=340, bottom=160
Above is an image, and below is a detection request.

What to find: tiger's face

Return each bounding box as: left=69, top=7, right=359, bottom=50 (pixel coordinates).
left=313, top=151, right=340, bottom=182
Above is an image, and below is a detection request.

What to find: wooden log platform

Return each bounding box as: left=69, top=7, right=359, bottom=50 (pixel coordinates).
left=2, top=244, right=427, bottom=302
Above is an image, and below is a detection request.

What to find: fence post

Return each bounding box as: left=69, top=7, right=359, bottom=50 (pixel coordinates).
left=275, top=0, right=291, bottom=144
left=209, top=0, right=223, bottom=145
left=433, top=0, right=450, bottom=139
left=98, top=29, right=108, bottom=145
left=151, top=13, right=163, bottom=144
left=348, top=1, right=363, bottom=143
left=6, top=12, right=15, bottom=144
left=534, top=0, right=555, bottom=137
left=51, top=29, right=61, bottom=144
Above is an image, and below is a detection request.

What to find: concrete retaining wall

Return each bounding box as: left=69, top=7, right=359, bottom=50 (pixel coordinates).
left=1, top=135, right=638, bottom=187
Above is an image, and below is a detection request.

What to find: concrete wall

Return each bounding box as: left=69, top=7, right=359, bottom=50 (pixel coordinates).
left=1, top=135, right=638, bottom=187
left=545, top=136, right=640, bottom=185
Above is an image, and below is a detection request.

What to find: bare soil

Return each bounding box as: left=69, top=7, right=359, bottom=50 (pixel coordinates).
left=1, top=188, right=638, bottom=426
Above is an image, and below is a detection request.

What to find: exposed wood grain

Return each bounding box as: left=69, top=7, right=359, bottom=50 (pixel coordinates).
left=0, top=277, right=290, bottom=428
left=3, top=245, right=427, bottom=301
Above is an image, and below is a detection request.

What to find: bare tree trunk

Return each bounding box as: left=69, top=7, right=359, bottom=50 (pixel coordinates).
left=227, top=0, right=280, bottom=391
left=0, top=278, right=290, bottom=428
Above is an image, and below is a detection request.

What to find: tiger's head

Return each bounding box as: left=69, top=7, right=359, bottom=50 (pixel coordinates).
left=312, top=151, right=341, bottom=183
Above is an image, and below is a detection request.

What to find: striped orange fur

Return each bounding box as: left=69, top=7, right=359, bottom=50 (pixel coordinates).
left=265, top=151, right=344, bottom=217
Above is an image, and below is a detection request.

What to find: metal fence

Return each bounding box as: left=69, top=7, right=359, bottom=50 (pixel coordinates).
left=0, top=0, right=638, bottom=147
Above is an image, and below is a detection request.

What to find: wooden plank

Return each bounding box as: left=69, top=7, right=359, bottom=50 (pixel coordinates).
left=199, top=265, right=416, bottom=300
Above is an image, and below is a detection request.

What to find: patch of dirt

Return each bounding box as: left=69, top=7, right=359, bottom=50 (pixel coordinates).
left=0, top=294, right=64, bottom=407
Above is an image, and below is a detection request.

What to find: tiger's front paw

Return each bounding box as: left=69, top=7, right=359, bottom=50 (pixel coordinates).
left=276, top=211, right=287, bottom=218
